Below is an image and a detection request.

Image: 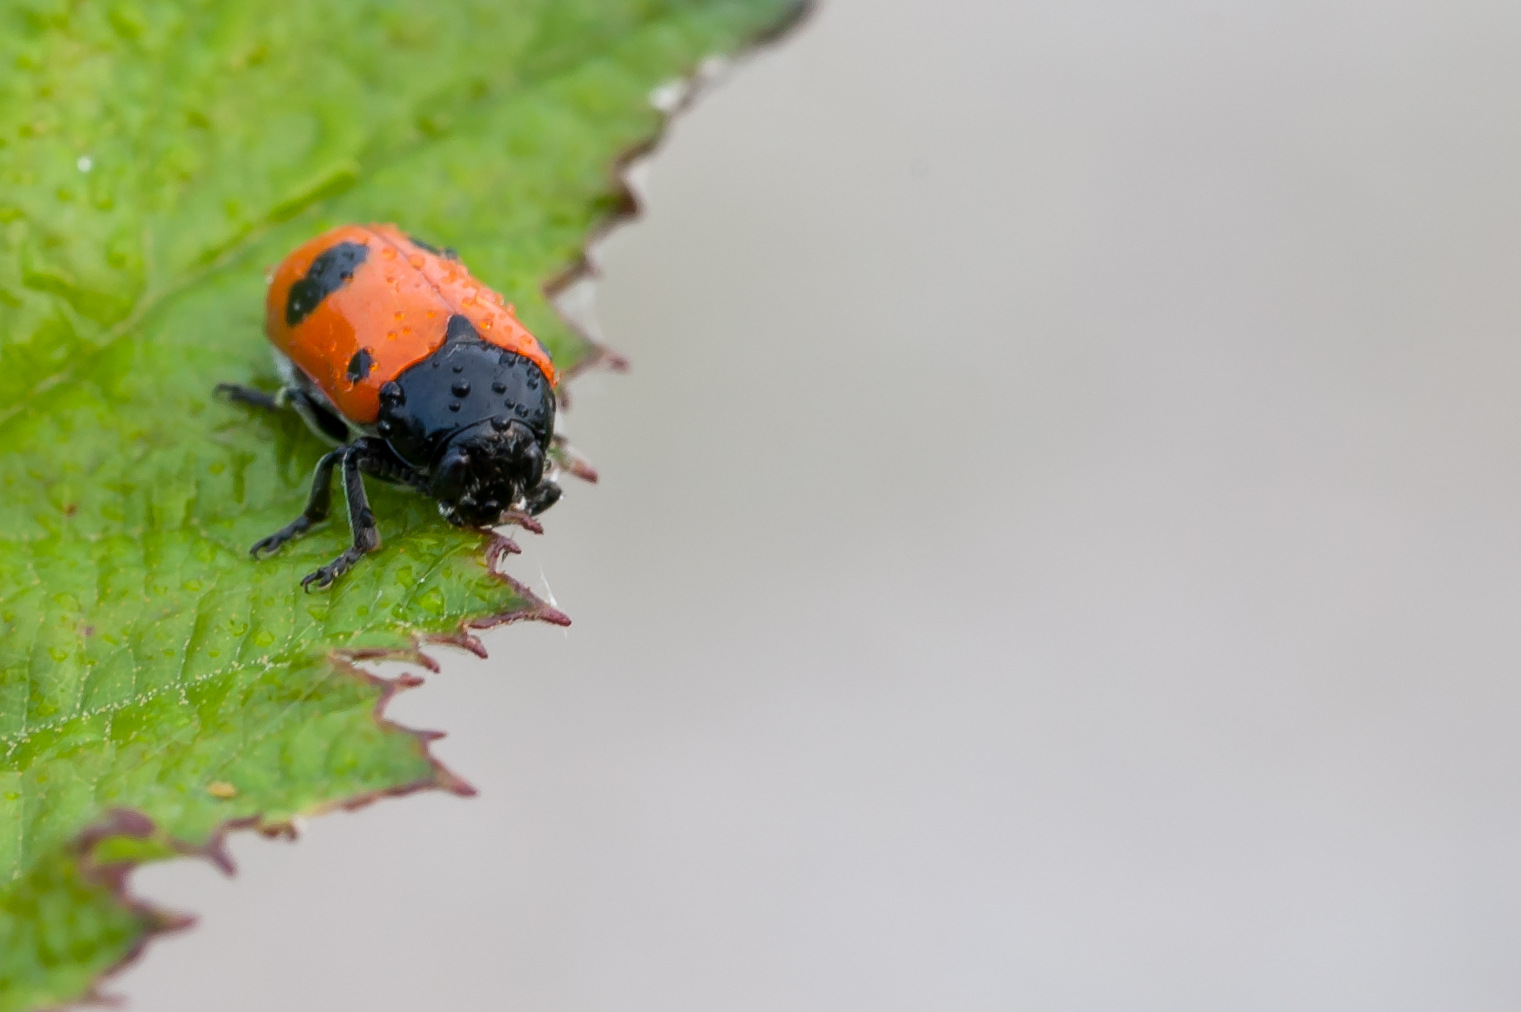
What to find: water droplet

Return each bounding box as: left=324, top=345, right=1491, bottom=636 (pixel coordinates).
left=451, top=380, right=471, bottom=397
left=418, top=586, right=446, bottom=616
left=76, top=154, right=92, bottom=172
left=448, top=401, right=461, bottom=412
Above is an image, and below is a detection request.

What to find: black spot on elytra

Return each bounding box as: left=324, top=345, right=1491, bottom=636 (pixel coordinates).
left=347, top=348, right=374, bottom=383
left=286, top=241, right=368, bottom=327
left=408, top=234, right=459, bottom=260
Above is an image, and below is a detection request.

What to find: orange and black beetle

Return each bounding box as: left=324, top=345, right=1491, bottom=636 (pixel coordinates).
left=219, top=224, right=564, bottom=590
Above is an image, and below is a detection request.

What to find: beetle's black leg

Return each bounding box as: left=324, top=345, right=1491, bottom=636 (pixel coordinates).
left=523, top=479, right=562, bottom=516
left=251, top=446, right=343, bottom=558
left=301, top=444, right=382, bottom=591
left=218, top=381, right=352, bottom=445
left=215, top=383, right=283, bottom=412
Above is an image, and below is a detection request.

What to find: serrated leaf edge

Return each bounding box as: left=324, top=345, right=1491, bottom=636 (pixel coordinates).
left=548, top=0, right=817, bottom=403
left=43, top=552, right=571, bottom=1009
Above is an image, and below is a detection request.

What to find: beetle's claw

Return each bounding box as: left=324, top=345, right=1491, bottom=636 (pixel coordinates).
left=301, top=546, right=366, bottom=591
left=301, top=566, right=336, bottom=592
left=250, top=517, right=313, bottom=559
left=250, top=536, right=282, bottom=558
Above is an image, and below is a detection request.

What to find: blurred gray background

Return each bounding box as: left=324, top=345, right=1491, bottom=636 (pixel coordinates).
left=119, top=0, right=1521, bottom=1008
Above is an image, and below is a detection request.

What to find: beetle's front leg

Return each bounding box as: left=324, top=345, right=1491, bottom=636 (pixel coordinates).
left=216, top=382, right=286, bottom=412
left=251, top=446, right=344, bottom=558
left=301, top=445, right=382, bottom=591
left=522, top=479, right=562, bottom=516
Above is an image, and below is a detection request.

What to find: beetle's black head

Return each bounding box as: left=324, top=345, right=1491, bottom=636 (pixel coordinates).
left=430, top=417, right=546, bottom=527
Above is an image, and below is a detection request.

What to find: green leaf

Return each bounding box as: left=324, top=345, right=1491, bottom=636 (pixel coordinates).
left=0, top=1, right=805, bottom=1007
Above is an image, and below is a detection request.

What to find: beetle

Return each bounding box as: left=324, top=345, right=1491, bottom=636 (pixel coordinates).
left=218, top=223, right=565, bottom=590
